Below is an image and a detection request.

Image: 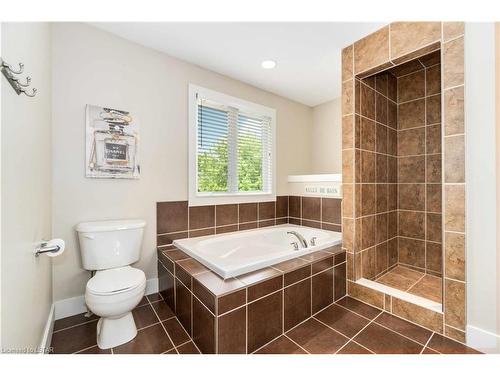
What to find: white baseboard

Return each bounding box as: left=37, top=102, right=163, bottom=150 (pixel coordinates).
left=54, top=277, right=158, bottom=320
left=467, top=324, right=500, bottom=354
left=145, top=277, right=159, bottom=296
left=39, top=304, right=55, bottom=354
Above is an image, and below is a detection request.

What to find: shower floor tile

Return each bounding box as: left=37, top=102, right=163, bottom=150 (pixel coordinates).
left=408, top=275, right=442, bottom=303
left=374, top=266, right=442, bottom=303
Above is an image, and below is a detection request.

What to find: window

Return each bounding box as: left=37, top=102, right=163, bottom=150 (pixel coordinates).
left=189, top=85, right=276, bottom=206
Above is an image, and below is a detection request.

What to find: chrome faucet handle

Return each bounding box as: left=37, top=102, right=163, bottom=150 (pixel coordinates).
left=310, top=237, right=317, bottom=246
left=290, top=242, right=299, bottom=250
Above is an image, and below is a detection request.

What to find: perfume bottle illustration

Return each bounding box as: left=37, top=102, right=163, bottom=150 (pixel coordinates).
left=87, top=107, right=139, bottom=177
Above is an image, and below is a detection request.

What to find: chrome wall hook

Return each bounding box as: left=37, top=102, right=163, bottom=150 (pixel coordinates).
left=12, top=75, right=31, bottom=87
left=1, top=58, right=37, bottom=98
left=20, top=87, right=37, bottom=97
left=1, top=60, right=24, bottom=74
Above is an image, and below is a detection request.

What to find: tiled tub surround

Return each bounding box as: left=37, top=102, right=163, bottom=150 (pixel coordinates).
left=342, top=22, right=466, bottom=342
left=157, top=196, right=342, bottom=248
left=157, top=245, right=347, bottom=353
left=288, top=196, right=342, bottom=232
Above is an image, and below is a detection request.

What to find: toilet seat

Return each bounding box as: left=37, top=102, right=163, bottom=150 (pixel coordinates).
left=84, top=266, right=146, bottom=350
left=87, top=266, right=146, bottom=296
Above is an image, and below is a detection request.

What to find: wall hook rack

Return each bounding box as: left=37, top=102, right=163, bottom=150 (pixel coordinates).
left=1, top=58, right=37, bottom=97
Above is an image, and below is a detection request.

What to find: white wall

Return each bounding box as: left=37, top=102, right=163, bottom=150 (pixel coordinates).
left=310, top=98, right=342, bottom=173
left=51, top=23, right=313, bottom=301
left=465, top=22, right=500, bottom=353
left=1, top=23, right=53, bottom=351
left=0, top=21, right=3, bottom=350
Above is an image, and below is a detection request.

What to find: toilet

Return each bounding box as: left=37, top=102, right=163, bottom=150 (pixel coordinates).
left=76, top=219, right=147, bottom=349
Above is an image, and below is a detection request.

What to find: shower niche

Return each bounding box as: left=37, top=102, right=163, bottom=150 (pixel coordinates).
left=352, top=50, right=443, bottom=307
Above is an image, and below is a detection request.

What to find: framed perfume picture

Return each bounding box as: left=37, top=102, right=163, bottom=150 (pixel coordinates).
left=85, top=105, right=140, bottom=179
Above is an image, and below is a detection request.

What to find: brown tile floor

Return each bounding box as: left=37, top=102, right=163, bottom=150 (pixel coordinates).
left=50, top=293, right=199, bottom=354
left=51, top=294, right=480, bottom=355
left=255, top=296, right=480, bottom=354
left=375, top=265, right=442, bottom=303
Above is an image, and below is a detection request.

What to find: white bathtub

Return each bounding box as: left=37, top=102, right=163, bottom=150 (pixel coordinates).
left=173, top=224, right=342, bottom=279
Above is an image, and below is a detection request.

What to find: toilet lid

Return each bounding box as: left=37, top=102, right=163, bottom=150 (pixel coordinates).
left=87, top=266, right=145, bottom=296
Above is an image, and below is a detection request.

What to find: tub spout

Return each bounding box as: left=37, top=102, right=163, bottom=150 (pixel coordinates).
left=287, top=231, right=308, bottom=248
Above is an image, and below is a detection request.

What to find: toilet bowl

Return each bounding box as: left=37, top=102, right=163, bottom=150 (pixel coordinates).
left=85, top=266, right=146, bottom=349
left=76, top=219, right=146, bottom=349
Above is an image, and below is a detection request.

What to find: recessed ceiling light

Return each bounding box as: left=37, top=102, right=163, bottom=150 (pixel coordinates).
left=261, top=60, right=277, bottom=69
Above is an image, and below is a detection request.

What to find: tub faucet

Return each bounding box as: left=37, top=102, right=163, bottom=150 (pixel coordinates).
left=287, top=231, right=308, bottom=248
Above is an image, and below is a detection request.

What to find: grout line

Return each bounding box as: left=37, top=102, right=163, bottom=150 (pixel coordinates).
left=335, top=336, right=374, bottom=354
left=147, top=295, right=178, bottom=353
left=283, top=334, right=311, bottom=354
left=251, top=332, right=286, bottom=354
left=312, top=316, right=353, bottom=342
left=370, top=320, right=430, bottom=349
left=406, top=273, right=428, bottom=293
left=342, top=290, right=435, bottom=350
left=358, top=77, right=397, bottom=106
left=440, top=25, right=446, bottom=336
left=398, top=92, right=440, bottom=106
left=390, top=39, right=440, bottom=64
left=159, top=218, right=292, bottom=239
left=52, top=318, right=100, bottom=334
left=443, top=133, right=465, bottom=138
left=336, top=310, right=384, bottom=354
left=217, top=268, right=339, bottom=320
left=73, top=344, right=100, bottom=354
left=347, top=293, right=442, bottom=332
left=443, top=83, right=464, bottom=92
left=394, top=62, right=441, bottom=80
left=135, top=317, right=176, bottom=333
left=420, top=332, right=435, bottom=354
left=443, top=276, right=466, bottom=284
left=444, top=33, right=464, bottom=44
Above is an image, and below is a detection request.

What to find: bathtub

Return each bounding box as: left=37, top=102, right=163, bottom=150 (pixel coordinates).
left=173, top=224, right=342, bottom=279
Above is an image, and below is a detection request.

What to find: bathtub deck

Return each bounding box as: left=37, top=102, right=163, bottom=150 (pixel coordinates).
left=50, top=293, right=480, bottom=354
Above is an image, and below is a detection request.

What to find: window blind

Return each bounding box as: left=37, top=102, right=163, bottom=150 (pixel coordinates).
left=197, top=96, right=272, bottom=195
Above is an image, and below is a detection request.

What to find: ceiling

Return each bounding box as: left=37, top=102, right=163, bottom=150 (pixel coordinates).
left=91, top=22, right=386, bottom=107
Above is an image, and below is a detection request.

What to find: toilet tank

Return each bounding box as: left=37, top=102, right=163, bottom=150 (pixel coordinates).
left=75, top=219, right=146, bottom=271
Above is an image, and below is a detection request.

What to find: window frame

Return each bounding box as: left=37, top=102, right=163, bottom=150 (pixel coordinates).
left=188, top=84, right=276, bottom=206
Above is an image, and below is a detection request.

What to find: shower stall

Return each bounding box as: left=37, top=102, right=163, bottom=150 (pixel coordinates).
left=351, top=50, right=443, bottom=305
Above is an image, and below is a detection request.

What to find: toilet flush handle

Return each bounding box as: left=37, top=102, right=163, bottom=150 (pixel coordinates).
left=83, top=234, right=95, bottom=240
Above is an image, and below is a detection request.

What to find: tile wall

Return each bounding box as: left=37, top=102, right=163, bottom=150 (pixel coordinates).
left=351, top=70, right=399, bottom=281
left=157, top=196, right=342, bottom=248
left=390, top=51, right=443, bottom=277
left=342, top=22, right=466, bottom=342
left=349, top=49, right=443, bottom=282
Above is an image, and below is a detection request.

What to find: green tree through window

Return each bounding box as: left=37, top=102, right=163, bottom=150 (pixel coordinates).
left=197, top=134, right=263, bottom=193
